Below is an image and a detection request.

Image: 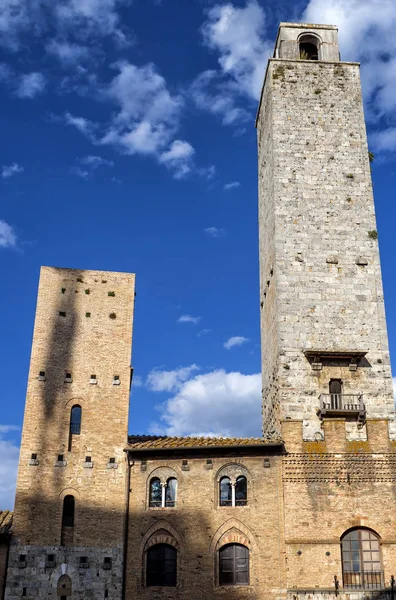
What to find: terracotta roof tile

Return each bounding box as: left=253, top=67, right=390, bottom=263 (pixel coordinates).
left=0, top=510, right=13, bottom=534
left=127, top=435, right=282, bottom=450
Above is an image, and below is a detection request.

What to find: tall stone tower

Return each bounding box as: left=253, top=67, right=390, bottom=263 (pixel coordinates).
left=257, top=23, right=395, bottom=441
left=7, top=267, right=135, bottom=600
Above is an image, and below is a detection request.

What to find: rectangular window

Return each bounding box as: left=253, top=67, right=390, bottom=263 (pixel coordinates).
left=31, top=453, right=37, bottom=460
left=59, top=311, right=66, bottom=317
left=109, top=457, right=115, bottom=464
left=85, top=456, right=91, bottom=463
left=58, top=454, right=64, bottom=462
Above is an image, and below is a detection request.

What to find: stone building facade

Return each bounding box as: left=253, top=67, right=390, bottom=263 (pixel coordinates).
left=4, top=21, right=396, bottom=600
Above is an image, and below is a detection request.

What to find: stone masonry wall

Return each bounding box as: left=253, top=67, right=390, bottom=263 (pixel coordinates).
left=6, top=267, right=135, bottom=599
left=257, top=61, right=280, bottom=439
left=257, top=58, right=395, bottom=440
left=125, top=453, right=285, bottom=600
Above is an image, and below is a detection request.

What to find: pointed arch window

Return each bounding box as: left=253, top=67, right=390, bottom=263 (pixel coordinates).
left=61, top=495, right=75, bottom=546
left=219, top=544, right=249, bottom=586
left=341, top=529, right=383, bottom=589
left=146, top=544, right=177, bottom=586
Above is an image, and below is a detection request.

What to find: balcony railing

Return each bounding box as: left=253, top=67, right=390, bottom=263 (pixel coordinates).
left=319, top=394, right=366, bottom=421
left=343, top=570, right=384, bottom=590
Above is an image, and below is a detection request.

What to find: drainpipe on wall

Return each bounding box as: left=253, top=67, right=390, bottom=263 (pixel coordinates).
left=122, top=454, right=133, bottom=600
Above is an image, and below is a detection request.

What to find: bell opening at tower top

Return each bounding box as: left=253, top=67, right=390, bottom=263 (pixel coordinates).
left=299, top=34, right=319, bottom=60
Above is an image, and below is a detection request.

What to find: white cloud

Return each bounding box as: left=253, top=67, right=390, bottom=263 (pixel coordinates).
left=64, top=112, right=94, bottom=136
left=204, top=226, right=225, bottom=238
left=303, top=0, right=396, bottom=152
left=0, top=220, right=17, bottom=248
left=71, top=155, right=114, bottom=179
left=81, top=155, right=113, bottom=167
left=224, top=335, right=249, bottom=350
left=0, top=427, right=19, bottom=509
left=2, top=163, right=23, bottom=178
left=190, top=69, right=250, bottom=126
left=149, top=368, right=261, bottom=437
left=0, top=0, right=130, bottom=51
left=15, top=72, right=46, bottom=98
left=178, top=315, right=201, bottom=325
left=46, top=40, right=90, bottom=65
left=160, top=140, right=195, bottom=179
left=197, top=328, right=212, bottom=337
left=146, top=365, right=200, bottom=392
left=201, top=1, right=271, bottom=100
left=224, top=180, right=240, bottom=190
left=62, top=61, right=200, bottom=179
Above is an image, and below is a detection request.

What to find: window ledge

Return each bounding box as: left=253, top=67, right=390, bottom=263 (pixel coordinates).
left=148, top=506, right=177, bottom=511
left=54, top=461, right=67, bottom=467
left=106, top=463, right=118, bottom=469
left=83, top=462, right=93, bottom=468
left=28, top=459, right=39, bottom=466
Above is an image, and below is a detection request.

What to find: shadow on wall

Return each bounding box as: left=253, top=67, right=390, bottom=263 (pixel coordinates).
left=8, top=493, right=266, bottom=600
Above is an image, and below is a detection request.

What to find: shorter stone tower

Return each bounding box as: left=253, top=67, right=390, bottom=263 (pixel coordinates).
left=257, top=23, right=395, bottom=441
left=6, top=267, right=135, bottom=600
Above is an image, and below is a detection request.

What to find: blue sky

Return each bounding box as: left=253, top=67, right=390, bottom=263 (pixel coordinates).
left=1, top=0, right=396, bottom=508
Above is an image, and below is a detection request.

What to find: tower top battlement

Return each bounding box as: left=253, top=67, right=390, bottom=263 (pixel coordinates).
left=274, top=22, right=340, bottom=62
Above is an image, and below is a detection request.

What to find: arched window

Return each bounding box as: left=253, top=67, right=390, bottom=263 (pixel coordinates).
left=149, top=478, right=162, bottom=507
left=219, top=477, right=232, bottom=506
left=70, top=405, right=81, bottom=434
left=57, top=574, right=72, bottom=599
left=61, top=495, right=75, bottom=546
left=299, top=35, right=320, bottom=60
left=165, top=478, right=177, bottom=508
left=146, top=544, right=177, bottom=587
left=341, top=529, right=383, bottom=589
left=68, top=405, right=81, bottom=451
left=219, top=544, right=249, bottom=586
left=235, top=476, right=247, bottom=506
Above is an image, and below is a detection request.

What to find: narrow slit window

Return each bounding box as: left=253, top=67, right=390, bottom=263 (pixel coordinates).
left=61, top=495, right=75, bottom=546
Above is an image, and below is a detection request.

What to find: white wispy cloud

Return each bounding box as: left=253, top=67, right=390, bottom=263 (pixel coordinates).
left=224, top=181, right=240, bottom=190
left=146, top=365, right=200, bottom=392
left=0, top=220, right=17, bottom=249
left=191, top=0, right=271, bottom=127
left=224, top=335, right=249, bottom=350
left=61, top=61, right=199, bottom=179
left=149, top=368, right=261, bottom=437
left=178, top=315, right=201, bottom=325
left=0, top=0, right=130, bottom=52
left=71, top=154, right=114, bottom=178
left=159, top=140, right=195, bottom=179
left=0, top=426, right=19, bottom=508
left=2, top=163, right=23, bottom=178
left=46, top=40, right=90, bottom=65
left=204, top=226, right=225, bottom=238
left=197, top=328, right=212, bottom=337
left=15, top=72, right=46, bottom=98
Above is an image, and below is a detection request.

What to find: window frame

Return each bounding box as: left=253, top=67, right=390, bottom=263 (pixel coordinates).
left=149, top=476, right=178, bottom=508
left=218, top=543, right=249, bottom=587
left=146, top=543, right=177, bottom=587
left=341, top=528, right=383, bottom=590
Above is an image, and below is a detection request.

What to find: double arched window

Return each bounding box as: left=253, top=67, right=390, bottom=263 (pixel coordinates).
left=149, top=477, right=177, bottom=508
left=219, top=544, right=249, bottom=586
left=341, top=529, right=383, bottom=589
left=146, top=544, right=177, bottom=587
left=219, top=475, right=247, bottom=507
